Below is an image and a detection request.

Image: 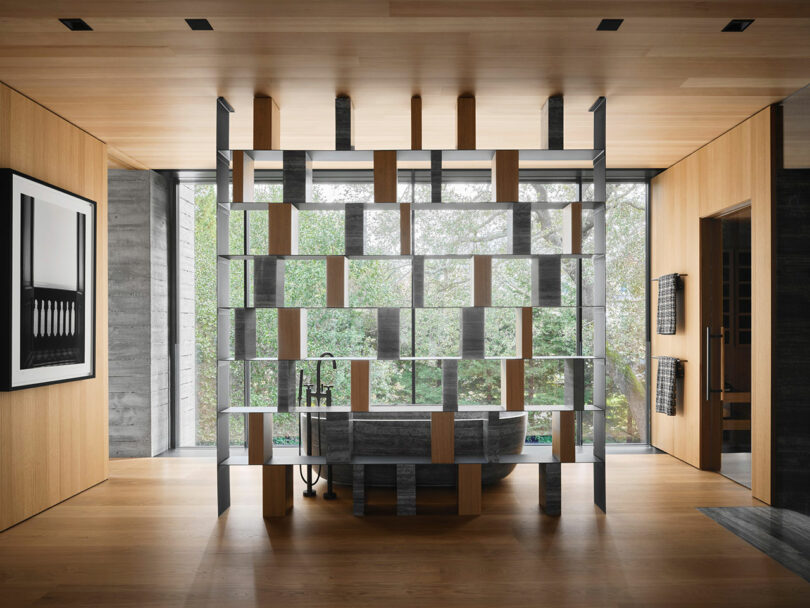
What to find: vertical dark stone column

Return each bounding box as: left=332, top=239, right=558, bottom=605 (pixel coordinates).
left=541, top=95, right=564, bottom=150
left=531, top=255, right=561, bottom=307
left=234, top=308, right=256, bottom=360
left=412, top=255, right=425, bottom=307
left=277, top=360, right=297, bottom=412
left=345, top=203, right=365, bottom=255
left=335, top=96, right=354, bottom=151
left=283, top=151, right=312, bottom=203
left=396, top=464, right=416, bottom=516
left=442, top=359, right=458, bottom=411
left=539, top=462, right=561, bottom=516
left=377, top=307, right=400, bottom=360
left=254, top=258, right=284, bottom=307
left=773, top=166, right=810, bottom=515
left=512, top=203, right=531, bottom=255
left=325, top=412, right=351, bottom=462
left=461, top=307, right=485, bottom=359
left=565, top=359, right=585, bottom=411
left=352, top=465, right=366, bottom=516
left=431, top=150, right=442, bottom=203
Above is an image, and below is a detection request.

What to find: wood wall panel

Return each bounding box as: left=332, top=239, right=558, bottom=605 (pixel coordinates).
left=552, top=411, right=575, bottom=463
left=232, top=150, right=254, bottom=202
left=350, top=360, right=370, bottom=413
left=457, top=96, right=476, bottom=150
left=430, top=412, right=454, bottom=463
left=457, top=463, right=482, bottom=515
left=500, top=359, right=524, bottom=411
left=0, top=82, right=108, bottom=531
left=410, top=96, right=422, bottom=151
left=472, top=255, right=492, bottom=307
left=253, top=96, right=280, bottom=150
left=277, top=308, right=306, bottom=361
left=325, top=255, right=348, bottom=308
left=650, top=107, right=773, bottom=503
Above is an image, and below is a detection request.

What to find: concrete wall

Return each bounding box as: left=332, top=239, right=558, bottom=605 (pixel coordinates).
left=108, top=170, right=171, bottom=457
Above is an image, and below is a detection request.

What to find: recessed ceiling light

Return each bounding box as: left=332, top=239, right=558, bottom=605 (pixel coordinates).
left=59, top=18, right=92, bottom=31
left=185, top=18, right=213, bottom=31
left=596, top=19, right=623, bottom=31
left=722, top=19, right=754, bottom=32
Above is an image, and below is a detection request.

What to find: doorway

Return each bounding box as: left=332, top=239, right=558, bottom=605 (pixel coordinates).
left=701, top=205, right=752, bottom=488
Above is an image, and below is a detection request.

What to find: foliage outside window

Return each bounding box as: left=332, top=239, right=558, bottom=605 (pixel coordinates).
left=188, top=176, right=647, bottom=447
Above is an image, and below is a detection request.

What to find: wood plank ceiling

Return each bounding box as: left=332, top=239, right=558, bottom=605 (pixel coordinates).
left=0, top=1, right=808, bottom=169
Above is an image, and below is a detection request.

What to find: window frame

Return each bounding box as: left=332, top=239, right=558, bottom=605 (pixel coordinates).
left=169, top=168, right=657, bottom=447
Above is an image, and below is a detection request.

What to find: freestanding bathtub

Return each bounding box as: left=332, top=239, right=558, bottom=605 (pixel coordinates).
left=302, top=409, right=527, bottom=487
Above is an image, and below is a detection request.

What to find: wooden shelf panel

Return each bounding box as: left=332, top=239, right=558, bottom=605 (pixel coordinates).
left=721, top=392, right=751, bottom=403
left=218, top=355, right=603, bottom=362
left=220, top=403, right=602, bottom=415
left=221, top=446, right=600, bottom=466
left=218, top=252, right=603, bottom=261
left=219, top=304, right=605, bottom=310
left=221, top=201, right=606, bottom=211
left=223, top=148, right=602, bottom=163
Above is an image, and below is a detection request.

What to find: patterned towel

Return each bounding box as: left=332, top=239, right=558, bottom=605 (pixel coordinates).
left=655, top=357, right=678, bottom=416
left=656, top=273, right=679, bottom=335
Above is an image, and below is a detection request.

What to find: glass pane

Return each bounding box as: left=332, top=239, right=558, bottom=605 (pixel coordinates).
left=604, top=182, right=647, bottom=443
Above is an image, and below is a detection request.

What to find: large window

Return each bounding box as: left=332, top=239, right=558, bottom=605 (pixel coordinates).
left=176, top=171, right=648, bottom=447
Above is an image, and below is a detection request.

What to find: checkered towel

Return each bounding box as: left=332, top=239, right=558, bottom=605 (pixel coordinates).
left=655, top=357, right=678, bottom=416
left=656, top=273, right=679, bottom=335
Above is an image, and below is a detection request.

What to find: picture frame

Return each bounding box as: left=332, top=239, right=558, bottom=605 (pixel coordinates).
left=0, top=169, right=96, bottom=390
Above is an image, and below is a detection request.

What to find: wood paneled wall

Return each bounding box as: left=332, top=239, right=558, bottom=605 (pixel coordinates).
left=0, top=82, right=108, bottom=531
left=650, top=107, right=773, bottom=504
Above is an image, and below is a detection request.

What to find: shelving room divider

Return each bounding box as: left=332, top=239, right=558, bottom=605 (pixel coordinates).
left=215, top=94, right=607, bottom=517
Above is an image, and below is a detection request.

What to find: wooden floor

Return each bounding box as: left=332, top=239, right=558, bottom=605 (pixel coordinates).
left=0, top=454, right=807, bottom=607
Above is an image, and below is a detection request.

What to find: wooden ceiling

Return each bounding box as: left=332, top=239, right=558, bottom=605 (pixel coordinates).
left=0, top=1, right=808, bottom=169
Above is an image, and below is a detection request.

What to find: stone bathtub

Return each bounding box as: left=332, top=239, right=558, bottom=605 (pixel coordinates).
left=302, top=409, right=527, bottom=487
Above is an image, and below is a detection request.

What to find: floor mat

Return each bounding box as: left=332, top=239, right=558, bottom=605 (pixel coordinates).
left=699, top=506, right=810, bottom=582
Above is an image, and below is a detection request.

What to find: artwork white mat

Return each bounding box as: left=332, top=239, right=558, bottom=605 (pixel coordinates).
left=10, top=173, right=94, bottom=388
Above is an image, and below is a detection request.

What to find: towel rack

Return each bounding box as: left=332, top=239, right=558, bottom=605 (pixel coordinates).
left=652, top=356, right=686, bottom=378
left=651, top=274, right=688, bottom=282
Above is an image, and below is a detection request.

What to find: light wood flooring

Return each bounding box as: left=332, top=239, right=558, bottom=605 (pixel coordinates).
left=1, top=454, right=807, bottom=607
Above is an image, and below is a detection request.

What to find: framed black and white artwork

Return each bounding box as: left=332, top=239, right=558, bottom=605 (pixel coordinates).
left=1, top=170, right=96, bottom=390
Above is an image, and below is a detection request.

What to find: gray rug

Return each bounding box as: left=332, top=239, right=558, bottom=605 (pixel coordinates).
left=699, top=506, right=810, bottom=582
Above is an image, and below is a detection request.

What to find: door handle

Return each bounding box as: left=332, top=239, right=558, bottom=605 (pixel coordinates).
left=705, top=326, right=723, bottom=401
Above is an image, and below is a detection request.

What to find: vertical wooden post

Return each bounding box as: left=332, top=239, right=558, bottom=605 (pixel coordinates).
left=517, top=307, right=532, bottom=359
left=278, top=308, right=306, bottom=360
left=254, top=96, right=280, bottom=150
left=232, top=151, right=254, bottom=202
left=268, top=204, right=298, bottom=255
left=351, top=360, right=370, bottom=412
left=457, top=464, right=482, bottom=515
left=552, top=411, right=575, bottom=463
left=400, top=203, right=411, bottom=255
left=472, top=255, right=492, bottom=307
left=374, top=150, right=398, bottom=203
left=263, top=465, right=293, bottom=517
left=326, top=256, right=348, bottom=307
left=563, top=203, right=582, bottom=254
left=411, top=95, right=422, bottom=150
left=492, top=150, right=519, bottom=202
left=457, top=95, right=476, bottom=150
left=501, top=359, right=525, bottom=411
left=248, top=413, right=273, bottom=465
left=431, top=412, right=455, bottom=463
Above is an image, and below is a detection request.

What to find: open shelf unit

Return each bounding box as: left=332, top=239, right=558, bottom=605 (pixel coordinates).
left=215, top=95, right=607, bottom=517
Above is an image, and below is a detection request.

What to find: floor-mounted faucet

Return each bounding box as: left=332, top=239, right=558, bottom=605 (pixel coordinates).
left=301, top=353, right=337, bottom=499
